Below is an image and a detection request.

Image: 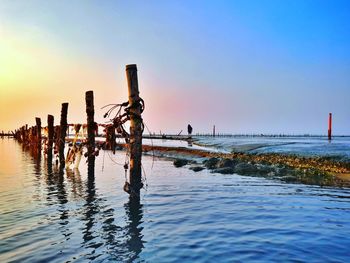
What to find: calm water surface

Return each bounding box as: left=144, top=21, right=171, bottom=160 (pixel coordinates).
left=1, top=139, right=350, bottom=262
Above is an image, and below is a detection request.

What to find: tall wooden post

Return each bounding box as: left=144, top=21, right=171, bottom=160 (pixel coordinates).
left=213, top=125, right=216, bottom=137
left=35, top=117, right=41, bottom=153
left=59, top=103, right=69, bottom=168
left=328, top=113, right=332, bottom=140
left=126, top=64, right=143, bottom=195
left=85, top=91, right=95, bottom=171
left=47, top=115, right=54, bottom=161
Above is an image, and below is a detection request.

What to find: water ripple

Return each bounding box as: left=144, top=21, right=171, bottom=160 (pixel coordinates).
left=1, top=139, right=350, bottom=262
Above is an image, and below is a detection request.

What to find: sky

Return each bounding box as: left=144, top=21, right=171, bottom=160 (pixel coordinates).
left=0, top=0, right=349, bottom=135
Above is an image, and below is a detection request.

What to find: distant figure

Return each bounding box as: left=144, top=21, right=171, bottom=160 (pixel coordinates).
left=187, top=124, right=193, bottom=135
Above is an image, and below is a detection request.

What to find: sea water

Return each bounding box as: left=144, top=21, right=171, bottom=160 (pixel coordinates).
left=1, top=138, right=350, bottom=262
left=194, top=136, right=350, bottom=160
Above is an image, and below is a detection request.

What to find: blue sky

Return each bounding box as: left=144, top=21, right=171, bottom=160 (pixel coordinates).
left=0, top=0, right=349, bottom=134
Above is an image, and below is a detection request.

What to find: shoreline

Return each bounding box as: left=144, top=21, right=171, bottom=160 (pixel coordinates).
left=137, top=144, right=350, bottom=187
left=66, top=137, right=350, bottom=186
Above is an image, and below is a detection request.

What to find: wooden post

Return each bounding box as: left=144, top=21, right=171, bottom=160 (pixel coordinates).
left=85, top=91, right=95, bottom=169
left=213, top=125, right=216, bottom=137
left=21, top=126, right=26, bottom=144
left=328, top=113, right=332, bottom=140
left=126, top=64, right=143, bottom=195
left=59, top=103, right=69, bottom=168
left=25, top=124, right=28, bottom=144
left=35, top=117, right=41, bottom=153
left=47, top=115, right=54, bottom=161
left=106, top=125, right=116, bottom=153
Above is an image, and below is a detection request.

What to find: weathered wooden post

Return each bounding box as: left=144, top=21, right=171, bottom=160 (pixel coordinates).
left=328, top=113, right=332, bottom=141
left=59, top=103, right=69, bottom=168
left=35, top=117, right=41, bottom=154
left=106, top=125, right=116, bottom=153
left=126, top=64, right=143, bottom=196
left=47, top=115, right=54, bottom=161
left=85, top=91, right=95, bottom=171
left=213, top=125, right=216, bottom=137
left=24, top=124, right=28, bottom=144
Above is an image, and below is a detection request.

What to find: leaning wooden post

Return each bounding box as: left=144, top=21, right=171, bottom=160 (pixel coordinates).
left=47, top=115, right=54, bottom=161
left=328, top=113, right=332, bottom=141
left=85, top=91, right=95, bottom=171
left=59, top=103, right=69, bottom=168
left=126, top=64, right=143, bottom=195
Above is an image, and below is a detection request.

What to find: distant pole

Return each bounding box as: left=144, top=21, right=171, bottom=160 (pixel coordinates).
left=213, top=125, right=216, bottom=137
left=126, top=64, right=143, bottom=196
left=59, top=103, right=69, bottom=168
left=328, top=113, right=332, bottom=140
left=47, top=115, right=54, bottom=161
left=86, top=91, right=95, bottom=170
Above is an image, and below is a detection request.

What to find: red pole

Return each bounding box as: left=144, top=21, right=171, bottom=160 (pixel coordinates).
left=328, top=113, right=332, bottom=140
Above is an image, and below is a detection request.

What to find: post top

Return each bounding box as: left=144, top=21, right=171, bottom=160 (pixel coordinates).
left=126, top=64, right=137, bottom=70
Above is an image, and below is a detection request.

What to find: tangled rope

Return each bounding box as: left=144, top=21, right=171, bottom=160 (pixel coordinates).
left=102, top=98, right=145, bottom=143
left=102, top=97, right=145, bottom=195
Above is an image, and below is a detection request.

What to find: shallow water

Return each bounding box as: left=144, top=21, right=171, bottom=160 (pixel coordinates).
left=1, top=138, right=350, bottom=262
left=195, top=136, right=350, bottom=160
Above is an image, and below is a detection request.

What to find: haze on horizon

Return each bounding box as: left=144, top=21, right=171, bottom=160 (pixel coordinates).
left=0, top=0, right=349, bottom=135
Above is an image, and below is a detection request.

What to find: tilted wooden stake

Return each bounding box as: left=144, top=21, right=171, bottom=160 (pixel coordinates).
left=85, top=91, right=95, bottom=168
left=126, top=64, right=143, bottom=195
left=47, top=115, right=54, bottom=161
left=59, top=103, right=69, bottom=168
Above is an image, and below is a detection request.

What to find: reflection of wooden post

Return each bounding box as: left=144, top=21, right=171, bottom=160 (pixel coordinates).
left=126, top=64, right=143, bottom=195
left=59, top=103, right=69, bottom=168
left=47, top=115, right=54, bottom=160
left=86, top=91, right=95, bottom=168
left=328, top=113, right=332, bottom=140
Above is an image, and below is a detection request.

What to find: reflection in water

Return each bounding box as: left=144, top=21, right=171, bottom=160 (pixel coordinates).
left=47, top=156, right=53, bottom=175
left=13, top=142, right=146, bottom=261
left=124, top=197, right=144, bottom=262
left=66, top=168, right=84, bottom=199
left=81, top=161, right=145, bottom=262
left=8, top=140, right=144, bottom=262
left=2, top=139, right=350, bottom=262
left=56, top=167, right=70, bottom=244
left=34, top=152, right=41, bottom=176
left=80, top=164, right=104, bottom=261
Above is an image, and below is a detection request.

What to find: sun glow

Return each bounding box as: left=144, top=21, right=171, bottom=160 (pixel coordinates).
left=0, top=25, right=120, bottom=131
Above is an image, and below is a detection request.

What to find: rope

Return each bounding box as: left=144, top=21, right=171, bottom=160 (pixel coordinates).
left=102, top=97, right=146, bottom=194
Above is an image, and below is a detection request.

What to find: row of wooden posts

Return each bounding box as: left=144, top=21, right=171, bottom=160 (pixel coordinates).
left=12, top=64, right=143, bottom=197
left=13, top=94, right=95, bottom=167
